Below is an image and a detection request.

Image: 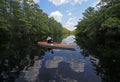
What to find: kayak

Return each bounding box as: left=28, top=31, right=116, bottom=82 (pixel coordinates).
left=38, top=42, right=75, bottom=51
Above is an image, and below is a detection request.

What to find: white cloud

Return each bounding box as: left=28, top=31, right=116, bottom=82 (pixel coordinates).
left=49, top=0, right=68, bottom=6
left=33, top=0, right=40, bottom=3
left=72, top=0, right=88, bottom=5
left=49, top=11, right=63, bottom=22
left=68, top=12, right=72, bottom=16
left=49, top=0, right=88, bottom=6
left=66, top=10, right=72, bottom=16
left=64, top=17, right=78, bottom=31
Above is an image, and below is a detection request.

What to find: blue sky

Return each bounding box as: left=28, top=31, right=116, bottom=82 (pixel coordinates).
left=33, top=0, right=100, bottom=31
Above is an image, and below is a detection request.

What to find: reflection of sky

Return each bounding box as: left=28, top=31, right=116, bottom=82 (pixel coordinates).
left=38, top=35, right=101, bottom=82
left=69, top=61, right=84, bottom=72
left=16, top=35, right=101, bottom=82
left=16, top=59, right=42, bottom=82
left=45, top=56, right=85, bottom=72
left=45, top=56, right=64, bottom=68
left=39, top=50, right=86, bottom=82
left=61, top=35, right=80, bottom=51
left=62, top=35, right=76, bottom=46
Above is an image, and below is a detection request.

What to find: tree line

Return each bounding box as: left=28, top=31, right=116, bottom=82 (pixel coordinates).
left=0, top=0, right=64, bottom=37
left=75, top=0, right=120, bottom=38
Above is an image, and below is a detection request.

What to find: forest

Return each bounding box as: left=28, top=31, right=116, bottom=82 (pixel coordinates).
left=75, top=0, right=120, bottom=38
left=75, top=1, right=120, bottom=81
left=0, top=0, right=67, bottom=38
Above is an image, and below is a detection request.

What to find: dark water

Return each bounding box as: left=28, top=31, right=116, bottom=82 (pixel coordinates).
left=0, top=35, right=120, bottom=82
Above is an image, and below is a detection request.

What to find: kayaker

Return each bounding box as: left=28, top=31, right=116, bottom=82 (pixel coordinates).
left=46, top=36, right=53, bottom=43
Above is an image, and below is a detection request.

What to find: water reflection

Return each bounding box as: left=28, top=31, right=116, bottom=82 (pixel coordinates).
left=16, top=58, right=42, bottom=82
left=0, top=35, right=103, bottom=82
left=76, top=35, right=120, bottom=82
left=39, top=51, right=86, bottom=82
left=45, top=56, right=85, bottom=72
left=38, top=35, right=101, bottom=82
left=45, top=56, right=64, bottom=69
left=0, top=35, right=48, bottom=82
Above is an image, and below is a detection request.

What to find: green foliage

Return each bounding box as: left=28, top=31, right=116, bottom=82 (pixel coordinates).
left=0, top=0, right=63, bottom=37
left=102, top=17, right=120, bottom=28
left=62, top=27, right=70, bottom=33
left=102, top=17, right=120, bottom=35
left=75, top=0, right=120, bottom=37
left=75, top=35, right=120, bottom=82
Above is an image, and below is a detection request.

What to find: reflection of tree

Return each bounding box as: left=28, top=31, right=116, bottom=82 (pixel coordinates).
left=76, top=36, right=120, bottom=82
left=39, top=55, right=85, bottom=82
left=45, top=56, right=85, bottom=72
left=0, top=35, right=46, bottom=82
left=0, top=33, right=65, bottom=82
